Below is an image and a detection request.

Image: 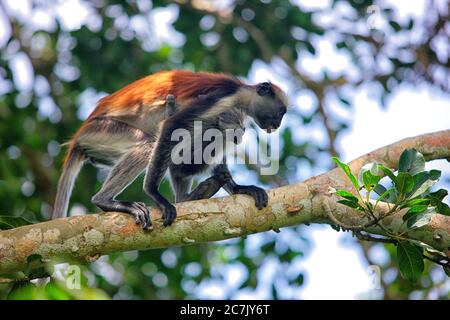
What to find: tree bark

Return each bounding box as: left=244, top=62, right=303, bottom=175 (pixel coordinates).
left=0, top=130, right=449, bottom=275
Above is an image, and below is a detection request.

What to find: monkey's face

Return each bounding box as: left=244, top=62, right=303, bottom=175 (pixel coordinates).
left=251, top=82, right=288, bottom=133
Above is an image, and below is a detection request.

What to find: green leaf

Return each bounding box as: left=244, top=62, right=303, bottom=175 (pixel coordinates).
left=395, top=172, right=414, bottom=195
left=305, top=42, right=316, bottom=55
left=27, top=254, right=43, bottom=264
left=402, top=205, right=428, bottom=221
left=337, top=199, right=363, bottom=210
left=410, top=171, right=428, bottom=190
left=362, top=170, right=381, bottom=192
left=338, top=96, right=351, bottom=107
left=429, top=169, right=441, bottom=180
left=398, top=149, right=425, bottom=175
left=406, top=208, right=436, bottom=229
left=406, top=205, right=429, bottom=214
left=0, top=216, right=34, bottom=230
left=402, top=198, right=431, bottom=208
left=332, top=157, right=359, bottom=191
left=27, top=267, right=48, bottom=279
left=406, top=18, right=414, bottom=30
left=427, top=189, right=450, bottom=215
left=429, top=189, right=448, bottom=201
left=389, top=21, right=402, bottom=32
left=378, top=165, right=397, bottom=184
left=293, top=273, right=304, bottom=285
left=397, top=241, right=424, bottom=282
left=358, top=163, right=383, bottom=185
left=409, top=171, right=441, bottom=198
left=25, top=254, right=46, bottom=278
left=407, top=239, right=446, bottom=256
left=375, top=188, right=394, bottom=205
left=336, top=190, right=359, bottom=202
left=435, top=202, right=450, bottom=216
left=336, top=41, right=347, bottom=49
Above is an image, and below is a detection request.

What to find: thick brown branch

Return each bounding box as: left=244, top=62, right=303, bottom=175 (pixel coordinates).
left=0, top=130, right=449, bottom=275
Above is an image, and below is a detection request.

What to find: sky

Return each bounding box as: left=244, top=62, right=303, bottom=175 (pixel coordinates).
left=1, top=0, right=449, bottom=299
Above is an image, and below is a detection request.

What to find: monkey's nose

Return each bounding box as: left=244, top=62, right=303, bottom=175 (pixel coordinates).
left=266, top=124, right=280, bottom=133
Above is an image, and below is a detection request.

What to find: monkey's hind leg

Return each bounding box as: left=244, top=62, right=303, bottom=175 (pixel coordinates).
left=171, top=165, right=232, bottom=203
left=91, top=143, right=153, bottom=229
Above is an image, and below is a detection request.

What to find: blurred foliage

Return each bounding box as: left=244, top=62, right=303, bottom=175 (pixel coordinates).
left=0, top=0, right=449, bottom=299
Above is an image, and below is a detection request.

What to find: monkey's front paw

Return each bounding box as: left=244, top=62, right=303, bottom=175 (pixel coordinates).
left=162, top=204, right=177, bottom=227
left=131, top=202, right=152, bottom=230
left=237, top=186, right=268, bottom=210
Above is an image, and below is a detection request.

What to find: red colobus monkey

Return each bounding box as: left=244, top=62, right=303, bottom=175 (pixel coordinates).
left=53, top=70, right=288, bottom=229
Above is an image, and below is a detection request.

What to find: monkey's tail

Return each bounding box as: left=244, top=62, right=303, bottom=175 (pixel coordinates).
left=52, top=144, right=86, bottom=219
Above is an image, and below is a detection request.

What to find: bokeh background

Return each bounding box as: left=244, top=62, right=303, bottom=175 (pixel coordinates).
left=0, top=0, right=449, bottom=299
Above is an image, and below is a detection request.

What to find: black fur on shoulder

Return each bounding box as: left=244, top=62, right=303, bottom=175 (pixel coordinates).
left=163, top=85, right=239, bottom=133
left=158, top=87, right=241, bottom=176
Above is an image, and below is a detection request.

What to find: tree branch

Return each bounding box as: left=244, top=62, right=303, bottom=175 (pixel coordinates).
left=0, top=130, right=449, bottom=275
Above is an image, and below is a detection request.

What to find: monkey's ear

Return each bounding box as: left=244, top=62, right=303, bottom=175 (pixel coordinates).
left=256, top=82, right=273, bottom=96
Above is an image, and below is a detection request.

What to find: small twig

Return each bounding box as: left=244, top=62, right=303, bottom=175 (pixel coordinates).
left=354, top=231, right=397, bottom=244
left=422, top=254, right=450, bottom=267
left=324, top=196, right=391, bottom=232
left=365, top=206, right=396, bottom=237
left=0, top=277, right=30, bottom=284
left=323, top=199, right=366, bottom=231
left=0, top=272, right=50, bottom=285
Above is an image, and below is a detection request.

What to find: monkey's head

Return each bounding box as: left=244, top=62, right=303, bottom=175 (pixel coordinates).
left=249, top=82, right=288, bottom=133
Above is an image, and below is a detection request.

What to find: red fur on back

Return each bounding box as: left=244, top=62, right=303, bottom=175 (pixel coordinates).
left=65, top=70, right=243, bottom=165
left=90, top=70, right=242, bottom=118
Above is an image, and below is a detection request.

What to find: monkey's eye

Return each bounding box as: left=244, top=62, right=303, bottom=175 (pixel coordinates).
left=257, top=82, right=273, bottom=96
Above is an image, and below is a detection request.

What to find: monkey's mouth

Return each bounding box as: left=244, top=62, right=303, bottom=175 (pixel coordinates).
left=265, top=126, right=277, bottom=133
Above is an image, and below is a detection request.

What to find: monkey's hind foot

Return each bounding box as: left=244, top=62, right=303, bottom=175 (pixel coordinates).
left=129, top=201, right=152, bottom=230
left=92, top=198, right=152, bottom=230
